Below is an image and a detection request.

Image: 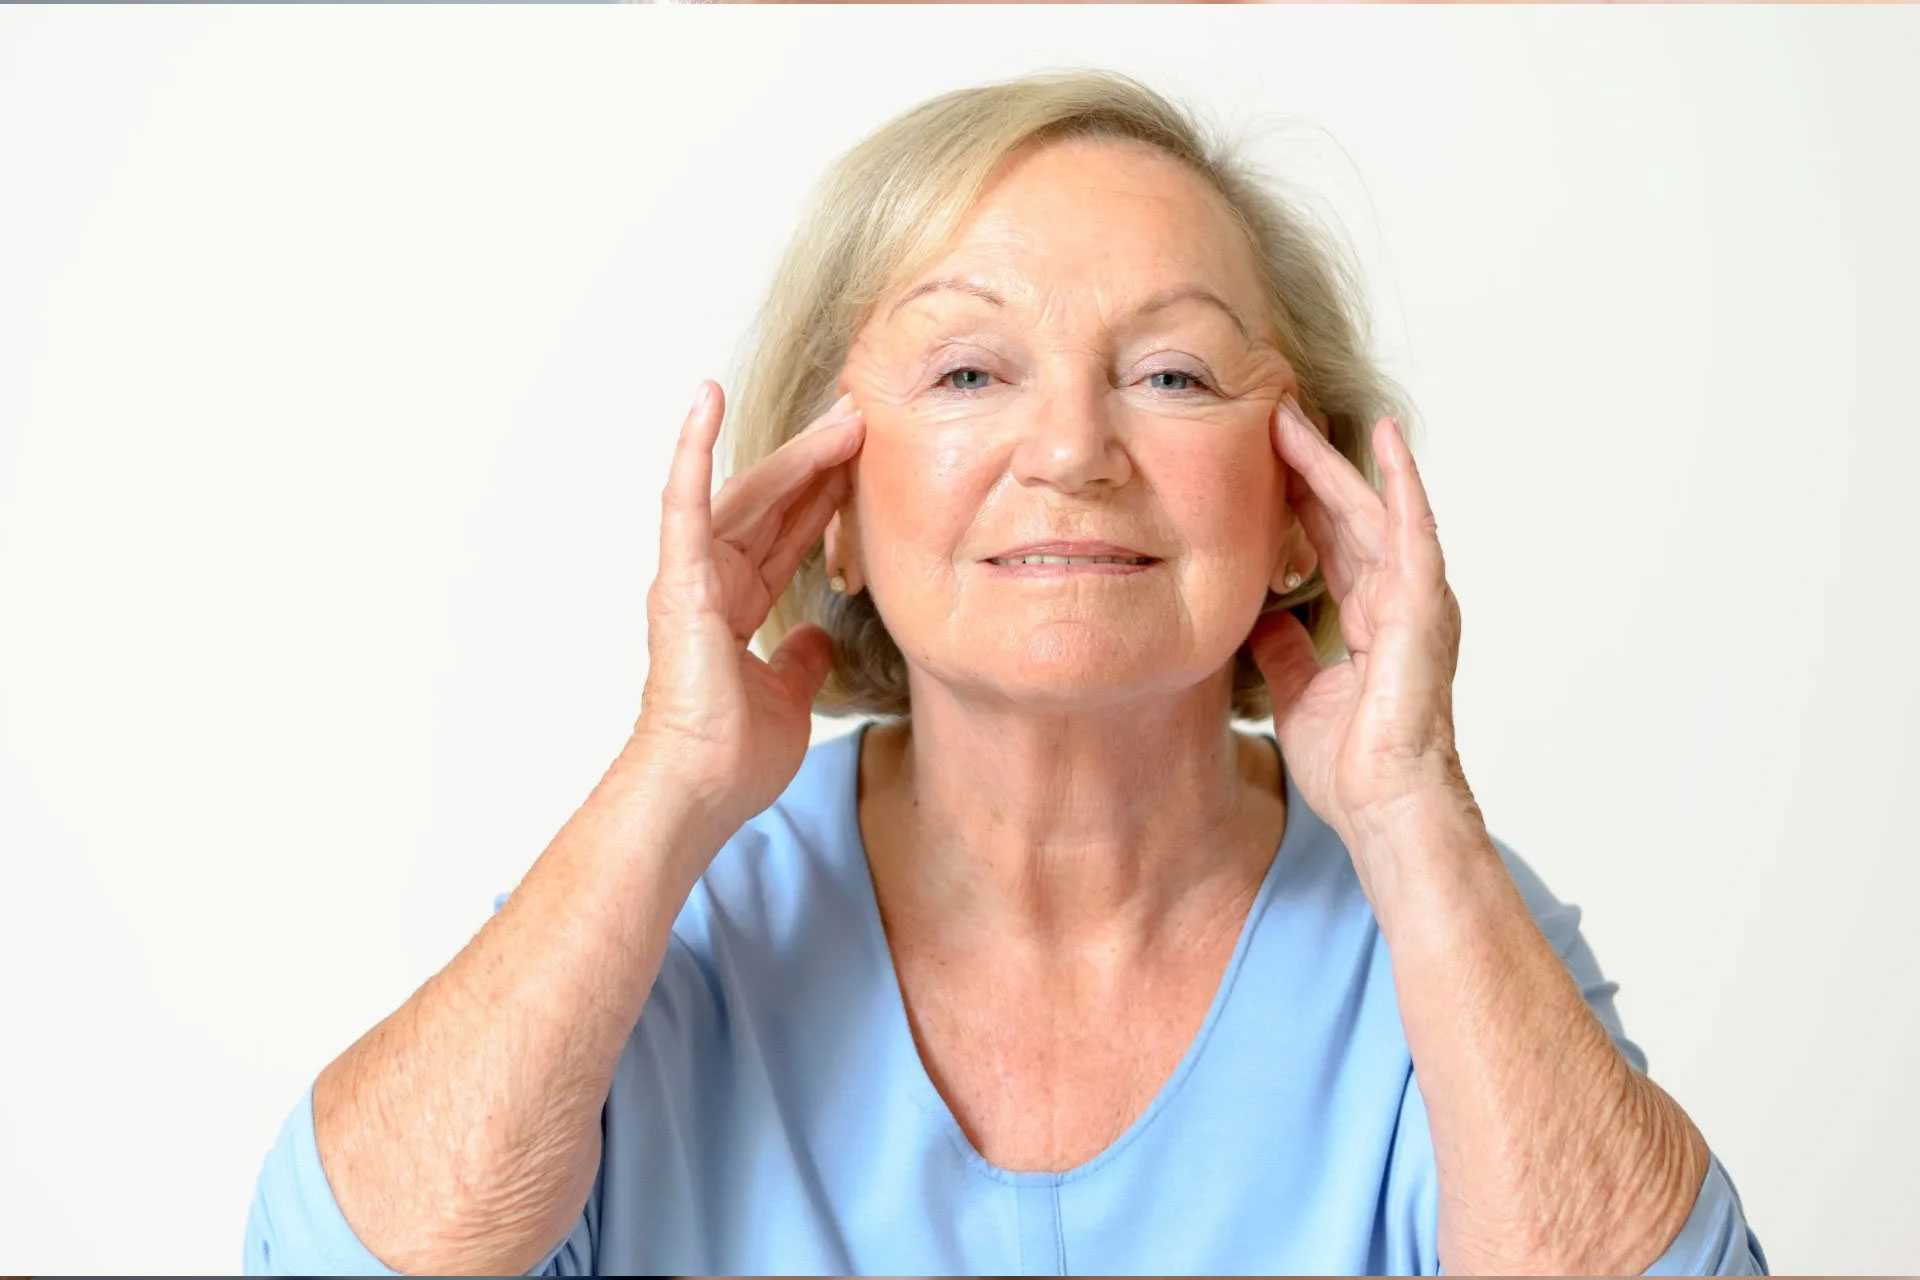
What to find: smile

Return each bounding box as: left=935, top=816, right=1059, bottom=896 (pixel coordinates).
left=982, top=556, right=1159, bottom=577
left=988, top=554, right=1152, bottom=566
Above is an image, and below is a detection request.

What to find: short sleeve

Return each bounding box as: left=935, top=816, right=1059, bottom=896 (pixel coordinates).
left=1379, top=1066, right=1443, bottom=1276
left=1491, top=836, right=1769, bottom=1276
left=243, top=1081, right=403, bottom=1276
left=1638, top=1151, right=1769, bottom=1276
left=239, top=890, right=598, bottom=1277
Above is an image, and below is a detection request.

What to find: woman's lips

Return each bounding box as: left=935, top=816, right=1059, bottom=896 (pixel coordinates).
left=980, top=559, right=1159, bottom=578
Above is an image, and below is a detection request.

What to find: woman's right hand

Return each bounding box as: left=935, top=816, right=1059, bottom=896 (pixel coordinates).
left=627, top=379, right=865, bottom=838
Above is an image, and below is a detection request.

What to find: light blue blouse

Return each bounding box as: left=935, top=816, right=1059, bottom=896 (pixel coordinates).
left=245, top=722, right=1767, bottom=1275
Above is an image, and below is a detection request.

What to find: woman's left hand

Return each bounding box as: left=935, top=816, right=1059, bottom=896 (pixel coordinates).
left=1248, top=394, right=1474, bottom=851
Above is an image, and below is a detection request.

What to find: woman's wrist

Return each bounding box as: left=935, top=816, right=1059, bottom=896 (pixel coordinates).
left=597, top=736, right=739, bottom=887
left=1341, top=775, right=1492, bottom=917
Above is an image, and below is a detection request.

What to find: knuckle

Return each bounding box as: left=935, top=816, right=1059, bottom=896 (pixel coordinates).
left=647, top=566, right=707, bottom=615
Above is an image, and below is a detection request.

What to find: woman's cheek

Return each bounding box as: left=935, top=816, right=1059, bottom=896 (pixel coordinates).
left=853, top=433, right=949, bottom=581
left=1157, top=425, right=1274, bottom=503
left=1147, top=431, right=1284, bottom=567
left=864, top=414, right=994, bottom=514
left=920, top=420, right=996, bottom=492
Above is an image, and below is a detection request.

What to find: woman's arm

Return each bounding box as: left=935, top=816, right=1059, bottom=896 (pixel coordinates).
left=1251, top=398, right=1757, bottom=1273
left=304, top=749, right=724, bottom=1276
left=1352, top=790, right=1716, bottom=1275
left=248, top=381, right=862, bottom=1275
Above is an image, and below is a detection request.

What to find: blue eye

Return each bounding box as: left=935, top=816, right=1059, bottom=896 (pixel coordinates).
left=936, top=367, right=995, bottom=394
left=934, top=367, right=1216, bottom=396
left=1147, top=369, right=1214, bottom=393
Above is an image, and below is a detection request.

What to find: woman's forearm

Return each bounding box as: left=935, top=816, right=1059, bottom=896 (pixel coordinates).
left=310, top=746, right=725, bottom=1276
left=1349, top=792, right=1710, bottom=1275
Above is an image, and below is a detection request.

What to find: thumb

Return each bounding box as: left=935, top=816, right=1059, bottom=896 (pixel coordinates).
left=1247, top=608, right=1319, bottom=716
left=767, top=622, right=837, bottom=706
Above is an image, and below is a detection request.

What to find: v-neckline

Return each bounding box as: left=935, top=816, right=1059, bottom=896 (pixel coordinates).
left=836, top=719, right=1308, bottom=1186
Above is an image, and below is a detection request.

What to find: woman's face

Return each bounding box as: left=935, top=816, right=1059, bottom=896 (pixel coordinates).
left=837, top=137, right=1303, bottom=711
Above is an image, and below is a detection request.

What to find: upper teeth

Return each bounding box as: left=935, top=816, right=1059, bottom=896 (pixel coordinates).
left=992, top=555, right=1150, bottom=565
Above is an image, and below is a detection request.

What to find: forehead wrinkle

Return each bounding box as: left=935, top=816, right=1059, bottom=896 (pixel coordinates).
left=887, top=277, right=1265, bottom=350
left=880, top=140, right=1268, bottom=325
left=886, top=276, right=1006, bottom=323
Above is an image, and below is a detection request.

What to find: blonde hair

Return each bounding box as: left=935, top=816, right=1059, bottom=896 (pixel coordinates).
left=720, top=67, right=1414, bottom=722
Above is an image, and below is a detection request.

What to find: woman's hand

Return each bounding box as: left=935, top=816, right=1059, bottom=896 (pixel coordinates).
left=1248, top=394, right=1472, bottom=851
left=628, top=380, right=865, bottom=838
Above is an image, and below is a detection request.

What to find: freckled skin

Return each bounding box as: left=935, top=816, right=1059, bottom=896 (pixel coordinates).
left=831, top=137, right=1308, bottom=710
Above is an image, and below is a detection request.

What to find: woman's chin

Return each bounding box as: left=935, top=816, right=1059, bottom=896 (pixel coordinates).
left=955, top=647, right=1194, bottom=711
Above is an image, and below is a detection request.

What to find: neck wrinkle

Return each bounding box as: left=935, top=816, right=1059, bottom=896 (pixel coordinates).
left=858, top=699, right=1287, bottom=954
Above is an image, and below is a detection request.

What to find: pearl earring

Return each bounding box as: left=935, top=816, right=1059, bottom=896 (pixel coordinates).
left=829, top=572, right=848, bottom=595
left=1283, top=570, right=1304, bottom=592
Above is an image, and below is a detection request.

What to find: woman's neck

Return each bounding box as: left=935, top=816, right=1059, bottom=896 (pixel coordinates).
left=856, top=692, right=1287, bottom=956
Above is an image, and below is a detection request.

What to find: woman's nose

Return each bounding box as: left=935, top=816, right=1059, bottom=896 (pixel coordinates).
left=1006, top=375, right=1135, bottom=495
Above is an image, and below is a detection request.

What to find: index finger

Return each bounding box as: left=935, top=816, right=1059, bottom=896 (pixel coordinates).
left=1272, top=394, right=1385, bottom=534
left=712, top=399, right=864, bottom=539
left=660, top=381, right=721, bottom=568
left=1378, top=415, right=1447, bottom=584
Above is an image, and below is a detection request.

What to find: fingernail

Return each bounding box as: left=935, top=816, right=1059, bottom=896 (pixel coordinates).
left=802, top=397, right=846, bottom=436
left=692, top=382, right=711, bottom=413
left=805, top=393, right=854, bottom=431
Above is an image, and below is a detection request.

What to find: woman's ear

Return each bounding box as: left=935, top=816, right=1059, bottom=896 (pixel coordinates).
left=1270, top=455, right=1314, bottom=596
left=822, top=364, right=867, bottom=595
left=823, top=508, right=866, bottom=595
left=1269, top=525, right=1316, bottom=597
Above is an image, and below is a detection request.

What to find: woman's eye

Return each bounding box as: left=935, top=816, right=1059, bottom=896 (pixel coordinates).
left=1146, top=369, right=1213, bottom=394
left=935, top=367, right=995, bottom=394
left=930, top=366, right=1215, bottom=395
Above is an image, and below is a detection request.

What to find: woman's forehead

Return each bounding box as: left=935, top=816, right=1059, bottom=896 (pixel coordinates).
left=946, top=171, right=1245, bottom=273
left=868, top=245, right=1273, bottom=352
left=882, top=274, right=1258, bottom=345
left=879, top=169, right=1262, bottom=330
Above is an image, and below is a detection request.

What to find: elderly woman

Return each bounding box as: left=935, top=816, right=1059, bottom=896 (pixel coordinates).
left=245, top=70, right=1765, bottom=1276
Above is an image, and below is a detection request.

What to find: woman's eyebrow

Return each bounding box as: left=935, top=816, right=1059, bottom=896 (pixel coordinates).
left=888, top=278, right=1253, bottom=344
left=1131, top=284, right=1253, bottom=343
left=889, top=277, right=1006, bottom=320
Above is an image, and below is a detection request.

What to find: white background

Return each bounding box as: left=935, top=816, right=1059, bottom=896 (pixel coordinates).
left=3, top=7, right=1916, bottom=1274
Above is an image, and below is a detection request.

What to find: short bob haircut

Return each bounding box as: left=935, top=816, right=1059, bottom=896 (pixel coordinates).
left=721, top=67, right=1414, bottom=723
